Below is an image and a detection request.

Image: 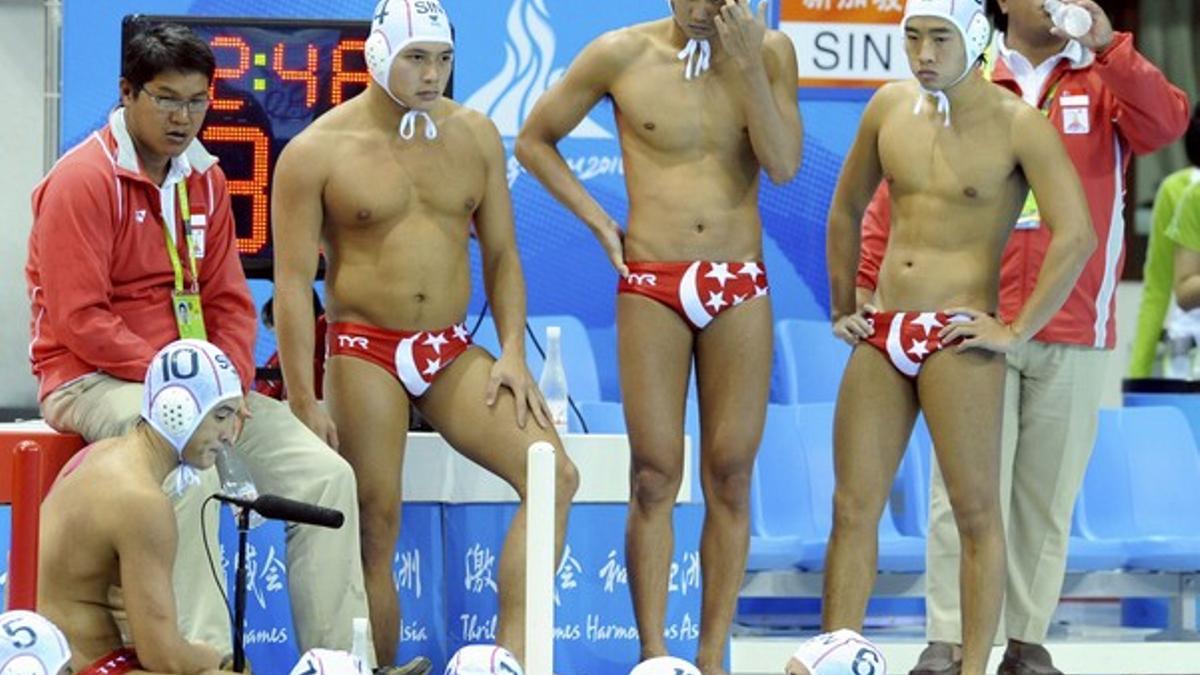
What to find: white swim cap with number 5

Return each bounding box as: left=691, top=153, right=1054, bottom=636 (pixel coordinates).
left=0, top=610, right=70, bottom=675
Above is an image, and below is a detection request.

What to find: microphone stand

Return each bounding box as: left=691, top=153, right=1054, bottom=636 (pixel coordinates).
left=233, top=506, right=250, bottom=673
left=218, top=491, right=343, bottom=671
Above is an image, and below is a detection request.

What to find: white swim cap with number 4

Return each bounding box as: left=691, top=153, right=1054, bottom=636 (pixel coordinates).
left=788, top=630, right=887, bottom=675
left=444, top=645, right=523, bottom=675
left=629, top=656, right=701, bottom=675
left=0, top=611, right=70, bottom=675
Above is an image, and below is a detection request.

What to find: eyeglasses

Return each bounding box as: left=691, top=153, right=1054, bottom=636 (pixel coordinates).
left=139, top=87, right=211, bottom=115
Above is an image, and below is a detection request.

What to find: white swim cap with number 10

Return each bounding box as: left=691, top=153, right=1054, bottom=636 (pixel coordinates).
left=141, top=339, right=241, bottom=493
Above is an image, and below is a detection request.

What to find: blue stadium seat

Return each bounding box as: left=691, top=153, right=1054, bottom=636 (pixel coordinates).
left=1062, top=412, right=1128, bottom=572
left=748, top=403, right=925, bottom=572
left=771, top=319, right=851, bottom=404
left=468, top=314, right=601, bottom=403
left=748, top=404, right=825, bottom=571
left=1079, top=407, right=1200, bottom=572
left=588, top=324, right=622, bottom=401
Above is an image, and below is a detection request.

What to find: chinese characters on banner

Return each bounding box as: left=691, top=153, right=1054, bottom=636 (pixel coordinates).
left=781, top=0, right=908, bottom=88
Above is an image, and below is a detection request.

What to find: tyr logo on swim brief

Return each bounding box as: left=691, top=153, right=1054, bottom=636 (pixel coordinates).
left=625, top=273, right=658, bottom=287
left=337, top=335, right=370, bottom=350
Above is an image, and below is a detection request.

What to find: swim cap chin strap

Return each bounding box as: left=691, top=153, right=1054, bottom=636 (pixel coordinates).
left=399, top=109, right=438, bottom=140
left=903, top=0, right=991, bottom=126
left=678, top=38, right=712, bottom=80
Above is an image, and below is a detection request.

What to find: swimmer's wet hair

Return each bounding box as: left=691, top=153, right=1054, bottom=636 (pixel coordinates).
left=122, top=23, right=216, bottom=90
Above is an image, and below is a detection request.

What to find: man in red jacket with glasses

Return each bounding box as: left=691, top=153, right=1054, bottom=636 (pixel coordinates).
left=856, top=1, right=1189, bottom=673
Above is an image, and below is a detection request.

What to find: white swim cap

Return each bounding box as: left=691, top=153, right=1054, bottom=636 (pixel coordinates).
left=289, top=648, right=370, bottom=675
left=142, top=340, right=241, bottom=492
left=0, top=611, right=71, bottom=675
left=902, top=0, right=991, bottom=86
left=443, top=645, right=523, bottom=675
left=629, top=656, right=701, bottom=675
left=788, top=630, right=887, bottom=675
left=365, top=0, right=454, bottom=139
left=902, top=0, right=990, bottom=126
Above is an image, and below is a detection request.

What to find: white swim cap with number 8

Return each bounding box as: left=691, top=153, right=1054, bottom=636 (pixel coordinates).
left=789, top=630, right=887, bottom=675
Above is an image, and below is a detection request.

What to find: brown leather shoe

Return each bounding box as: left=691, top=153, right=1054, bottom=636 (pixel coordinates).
left=909, top=642, right=962, bottom=675
left=996, top=640, right=1062, bottom=675
left=375, top=656, right=433, bottom=675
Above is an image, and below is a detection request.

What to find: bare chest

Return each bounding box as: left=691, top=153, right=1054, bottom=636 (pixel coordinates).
left=610, top=63, right=749, bottom=156
left=878, top=112, right=1019, bottom=205
left=322, top=132, right=486, bottom=231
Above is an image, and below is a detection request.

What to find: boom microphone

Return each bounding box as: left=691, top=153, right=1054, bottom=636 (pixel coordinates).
left=213, top=493, right=344, bottom=529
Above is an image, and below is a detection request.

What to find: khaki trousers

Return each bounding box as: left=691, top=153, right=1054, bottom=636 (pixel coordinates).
left=42, top=373, right=371, bottom=659
left=924, top=342, right=1110, bottom=644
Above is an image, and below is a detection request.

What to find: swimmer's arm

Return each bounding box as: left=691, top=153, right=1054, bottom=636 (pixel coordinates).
left=1173, top=246, right=1200, bottom=311
left=855, top=182, right=892, bottom=307
left=116, top=492, right=225, bottom=674
left=827, top=88, right=889, bottom=321
left=516, top=32, right=627, bottom=234
left=271, top=138, right=326, bottom=407
left=474, top=118, right=529, bottom=359
left=732, top=30, right=803, bottom=184
left=1009, top=106, right=1097, bottom=341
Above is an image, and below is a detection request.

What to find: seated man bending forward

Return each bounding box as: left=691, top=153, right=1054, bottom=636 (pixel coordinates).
left=38, top=340, right=245, bottom=675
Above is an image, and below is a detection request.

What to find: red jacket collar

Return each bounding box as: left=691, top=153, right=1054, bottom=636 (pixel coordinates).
left=99, top=108, right=218, bottom=186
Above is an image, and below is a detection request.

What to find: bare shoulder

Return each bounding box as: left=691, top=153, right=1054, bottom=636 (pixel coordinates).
left=74, top=456, right=177, bottom=552
left=865, top=80, right=915, bottom=119
left=446, top=102, right=503, bottom=152
left=277, top=103, right=360, bottom=172
left=763, top=29, right=797, bottom=61
left=579, top=23, right=655, bottom=73
left=107, top=481, right=176, bottom=548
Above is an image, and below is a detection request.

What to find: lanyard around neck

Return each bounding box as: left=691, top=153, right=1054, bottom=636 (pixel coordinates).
left=163, top=180, right=199, bottom=292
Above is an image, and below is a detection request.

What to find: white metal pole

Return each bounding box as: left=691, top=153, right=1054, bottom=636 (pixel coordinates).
left=524, top=441, right=556, bottom=674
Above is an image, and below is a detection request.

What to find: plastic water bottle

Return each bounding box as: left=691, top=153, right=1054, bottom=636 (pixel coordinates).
left=538, top=326, right=570, bottom=435
left=1164, top=336, right=1195, bottom=380
left=351, top=617, right=372, bottom=670
left=1044, top=0, right=1092, bottom=39
left=215, top=447, right=264, bottom=529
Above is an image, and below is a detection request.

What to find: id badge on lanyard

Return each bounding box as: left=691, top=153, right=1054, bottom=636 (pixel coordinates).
left=167, top=181, right=207, bottom=340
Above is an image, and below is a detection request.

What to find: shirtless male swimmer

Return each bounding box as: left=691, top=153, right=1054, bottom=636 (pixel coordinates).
left=39, top=340, right=245, bottom=675
left=516, top=1, right=803, bottom=672
left=272, top=1, right=578, bottom=670
left=822, top=2, right=1094, bottom=674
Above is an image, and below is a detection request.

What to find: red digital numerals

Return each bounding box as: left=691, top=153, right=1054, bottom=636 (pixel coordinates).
left=204, top=34, right=369, bottom=256
left=201, top=126, right=270, bottom=255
